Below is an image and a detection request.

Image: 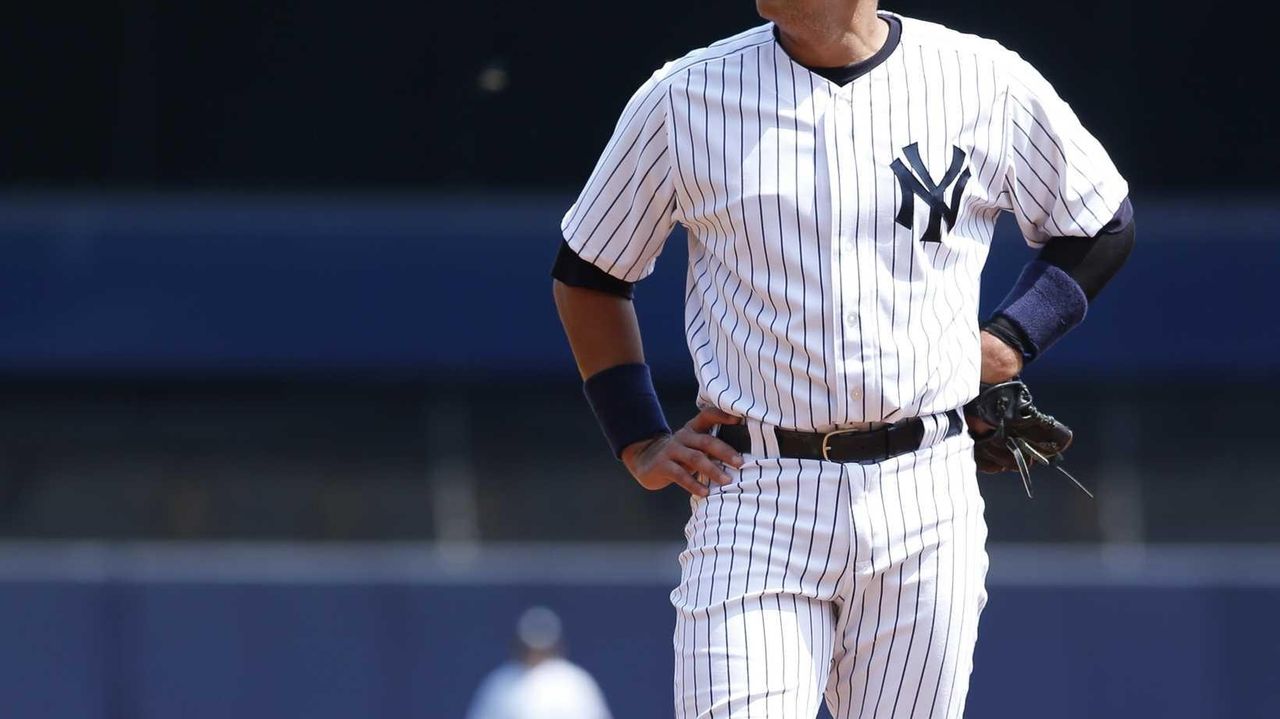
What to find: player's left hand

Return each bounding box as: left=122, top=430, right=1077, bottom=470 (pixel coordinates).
left=980, top=330, right=1023, bottom=385
left=973, top=331, right=1024, bottom=433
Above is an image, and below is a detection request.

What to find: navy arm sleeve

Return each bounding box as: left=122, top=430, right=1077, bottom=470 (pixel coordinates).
left=551, top=240, right=637, bottom=300
left=1038, top=196, right=1134, bottom=301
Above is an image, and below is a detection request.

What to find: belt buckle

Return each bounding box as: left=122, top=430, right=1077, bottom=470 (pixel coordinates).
left=820, top=421, right=890, bottom=461
left=820, top=428, right=864, bottom=462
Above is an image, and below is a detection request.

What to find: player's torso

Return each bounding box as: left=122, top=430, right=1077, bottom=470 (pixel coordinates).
left=667, top=19, right=1009, bottom=428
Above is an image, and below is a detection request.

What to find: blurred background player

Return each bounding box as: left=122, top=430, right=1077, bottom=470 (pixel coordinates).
left=466, top=607, right=613, bottom=719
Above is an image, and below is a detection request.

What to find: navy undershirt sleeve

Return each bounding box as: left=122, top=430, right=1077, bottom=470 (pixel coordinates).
left=551, top=240, right=636, bottom=300
left=1038, top=197, right=1135, bottom=301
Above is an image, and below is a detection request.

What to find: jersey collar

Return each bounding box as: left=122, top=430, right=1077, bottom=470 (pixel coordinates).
left=772, top=12, right=902, bottom=87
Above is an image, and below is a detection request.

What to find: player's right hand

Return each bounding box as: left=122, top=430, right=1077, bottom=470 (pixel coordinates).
left=620, top=407, right=745, bottom=497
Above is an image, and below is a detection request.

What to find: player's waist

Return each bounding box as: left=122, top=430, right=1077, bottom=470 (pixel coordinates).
left=716, top=409, right=963, bottom=464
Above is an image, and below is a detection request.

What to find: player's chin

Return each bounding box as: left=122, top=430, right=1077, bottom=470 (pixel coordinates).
left=754, top=0, right=785, bottom=21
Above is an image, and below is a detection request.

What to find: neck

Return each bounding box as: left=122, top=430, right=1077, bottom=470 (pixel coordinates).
left=773, top=1, right=887, bottom=68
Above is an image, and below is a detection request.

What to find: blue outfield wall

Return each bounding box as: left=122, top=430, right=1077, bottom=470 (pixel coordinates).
left=0, top=193, right=1277, bottom=379
left=0, top=544, right=1278, bottom=719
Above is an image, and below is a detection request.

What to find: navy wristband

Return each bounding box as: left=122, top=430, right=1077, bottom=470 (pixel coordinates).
left=583, top=363, right=671, bottom=458
left=991, top=260, right=1088, bottom=361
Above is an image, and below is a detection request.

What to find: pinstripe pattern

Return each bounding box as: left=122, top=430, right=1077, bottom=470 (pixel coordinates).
left=565, top=11, right=1121, bottom=718
left=672, top=431, right=987, bottom=718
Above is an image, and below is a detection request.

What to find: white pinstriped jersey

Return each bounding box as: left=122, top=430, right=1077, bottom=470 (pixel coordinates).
left=561, top=12, right=1128, bottom=432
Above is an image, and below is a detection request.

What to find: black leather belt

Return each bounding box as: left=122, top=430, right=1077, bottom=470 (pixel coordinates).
left=717, top=409, right=963, bottom=464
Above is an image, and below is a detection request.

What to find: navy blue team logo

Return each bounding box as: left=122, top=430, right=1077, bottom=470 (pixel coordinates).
left=890, top=143, right=972, bottom=243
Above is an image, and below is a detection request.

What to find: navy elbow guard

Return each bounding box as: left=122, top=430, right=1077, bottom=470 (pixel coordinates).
left=987, top=260, right=1088, bottom=362
left=583, top=363, right=671, bottom=458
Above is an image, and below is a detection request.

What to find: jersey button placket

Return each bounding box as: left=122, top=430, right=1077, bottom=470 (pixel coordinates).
left=850, top=82, right=888, bottom=421
left=835, top=89, right=865, bottom=420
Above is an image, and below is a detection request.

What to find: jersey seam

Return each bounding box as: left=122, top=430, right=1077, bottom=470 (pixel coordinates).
left=658, top=35, right=773, bottom=230
left=661, top=76, right=681, bottom=230
left=661, top=37, right=775, bottom=91
left=998, top=73, right=1015, bottom=219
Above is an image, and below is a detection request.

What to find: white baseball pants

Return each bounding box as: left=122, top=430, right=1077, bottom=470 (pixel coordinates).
left=671, top=424, right=988, bottom=718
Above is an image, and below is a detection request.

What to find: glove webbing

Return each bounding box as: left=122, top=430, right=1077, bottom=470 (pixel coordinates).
left=1004, top=435, right=1093, bottom=499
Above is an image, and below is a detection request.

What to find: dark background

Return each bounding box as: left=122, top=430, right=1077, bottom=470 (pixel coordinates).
left=4, top=0, right=1274, bottom=191
left=1, top=0, right=1275, bottom=544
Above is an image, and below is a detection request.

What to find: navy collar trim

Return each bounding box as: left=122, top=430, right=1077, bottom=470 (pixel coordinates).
left=773, top=14, right=902, bottom=86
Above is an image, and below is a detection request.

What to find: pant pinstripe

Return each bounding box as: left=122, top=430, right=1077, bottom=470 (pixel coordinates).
left=671, top=431, right=988, bottom=718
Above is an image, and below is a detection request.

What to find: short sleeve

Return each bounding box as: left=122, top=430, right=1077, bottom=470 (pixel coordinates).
left=1001, top=54, right=1129, bottom=245
left=560, top=68, right=676, bottom=282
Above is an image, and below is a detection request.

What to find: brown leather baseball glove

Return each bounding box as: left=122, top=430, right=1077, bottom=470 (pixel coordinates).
left=963, top=379, right=1090, bottom=498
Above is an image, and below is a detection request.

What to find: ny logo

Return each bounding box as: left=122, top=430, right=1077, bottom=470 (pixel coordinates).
left=890, top=143, right=972, bottom=243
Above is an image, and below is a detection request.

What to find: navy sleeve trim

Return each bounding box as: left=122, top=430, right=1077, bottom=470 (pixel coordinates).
left=551, top=241, right=636, bottom=300
left=1098, top=196, right=1134, bottom=234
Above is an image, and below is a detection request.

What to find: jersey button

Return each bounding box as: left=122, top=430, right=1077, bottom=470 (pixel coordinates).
left=843, top=240, right=854, bottom=253
left=845, top=313, right=857, bottom=327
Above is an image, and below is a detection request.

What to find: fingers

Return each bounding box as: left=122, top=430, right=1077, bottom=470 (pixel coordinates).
left=686, top=406, right=741, bottom=433
left=633, top=459, right=710, bottom=498
left=651, top=460, right=710, bottom=497
left=629, top=407, right=748, bottom=497
left=669, top=471, right=710, bottom=498
left=670, top=445, right=731, bottom=485
left=683, top=432, right=744, bottom=468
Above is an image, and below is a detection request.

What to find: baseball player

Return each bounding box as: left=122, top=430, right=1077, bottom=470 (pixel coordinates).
left=466, top=607, right=613, bottom=719
left=552, top=1, right=1134, bottom=717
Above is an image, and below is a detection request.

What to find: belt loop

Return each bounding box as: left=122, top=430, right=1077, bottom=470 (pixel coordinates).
left=751, top=420, right=780, bottom=457
left=923, top=409, right=962, bottom=447
left=923, top=412, right=944, bottom=447
left=746, top=420, right=766, bottom=457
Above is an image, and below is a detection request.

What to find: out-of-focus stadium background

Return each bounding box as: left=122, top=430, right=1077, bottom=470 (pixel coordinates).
left=2, top=1, right=1277, bottom=717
